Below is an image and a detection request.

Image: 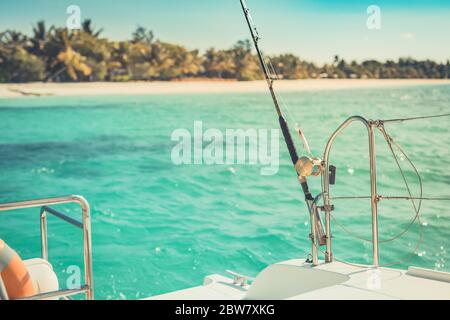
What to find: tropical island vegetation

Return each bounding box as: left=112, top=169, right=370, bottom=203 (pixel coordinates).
left=1, top=20, right=449, bottom=83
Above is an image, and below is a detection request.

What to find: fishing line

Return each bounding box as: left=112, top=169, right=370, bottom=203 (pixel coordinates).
left=244, top=1, right=312, bottom=156
left=276, top=91, right=312, bottom=155
left=241, top=0, right=445, bottom=269
left=264, top=53, right=313, bottom=155
left=241, top=0, right=317, bottom=213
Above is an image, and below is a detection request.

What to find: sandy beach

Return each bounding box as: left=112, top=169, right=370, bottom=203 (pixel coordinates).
left=1, top=79, right=450, bottom=98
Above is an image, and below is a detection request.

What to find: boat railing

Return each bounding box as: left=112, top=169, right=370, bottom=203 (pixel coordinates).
left=321, top=116, right=380, bottom=267
left=0, top=195, right=93, bottom=300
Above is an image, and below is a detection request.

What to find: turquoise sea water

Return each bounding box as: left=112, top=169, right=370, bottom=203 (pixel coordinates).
left=0, top=84, right=449, bottom=299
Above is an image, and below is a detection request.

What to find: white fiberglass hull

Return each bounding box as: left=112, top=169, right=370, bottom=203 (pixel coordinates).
left=147, top=259, right=450, bottom=300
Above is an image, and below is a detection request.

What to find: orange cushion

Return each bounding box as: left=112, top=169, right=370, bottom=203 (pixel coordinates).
left=0, top=239, right=37, bottom=299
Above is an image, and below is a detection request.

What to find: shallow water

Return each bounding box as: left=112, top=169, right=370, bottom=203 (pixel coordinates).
left=0, top=84, right=449, bottom=299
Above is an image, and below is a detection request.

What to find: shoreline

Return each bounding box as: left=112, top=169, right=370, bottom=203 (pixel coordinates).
left=1, top=79, right=450, bottom=98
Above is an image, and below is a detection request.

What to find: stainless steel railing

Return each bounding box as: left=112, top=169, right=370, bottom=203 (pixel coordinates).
left=322, top=116, right=380, bottom=267
left=0, top=195, right=94, bottom=300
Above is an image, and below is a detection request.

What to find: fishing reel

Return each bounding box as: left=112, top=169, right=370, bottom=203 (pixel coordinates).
left=295, top=156, right=324, bottom=179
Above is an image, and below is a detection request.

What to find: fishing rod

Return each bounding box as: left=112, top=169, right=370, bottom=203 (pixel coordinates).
left=240, top=0, right=326, bottom=263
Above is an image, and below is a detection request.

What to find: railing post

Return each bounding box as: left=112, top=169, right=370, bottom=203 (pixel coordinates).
left=80, top=200, right=94, bottom=300
left=0, top=195, right=94, bottom=300
left=368, top=122, right=379, bottom=267
left=40, top=208, right=48, bottom=261
left=309, top=201, right=319, bottom=266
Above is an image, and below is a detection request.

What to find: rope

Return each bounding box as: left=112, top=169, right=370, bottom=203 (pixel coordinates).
left=382, top=113, right=450, bottom=123
left=379, top=125, right=423, bottom=224
left=316, top=123, right=427, bottom=267
left=331, top=196, right=450, bottom=201
left=381, top=196, right=450, bottom=201
left=313, top=217, right=423, bottom=269
left=375, top=125, right=427, bottom=251
left=331, top=196, right=371, bottom=200
left=311, top=216, right=423, bottom=269
left=332, top=125, right=424, bottom=245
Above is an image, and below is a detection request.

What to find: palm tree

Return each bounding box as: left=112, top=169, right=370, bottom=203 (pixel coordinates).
left=2, top=18, right=450, bottom=83
left=203, top=48, right=235, bottom=78
left=45, top=28, right=92, bottom=81
left=231, top=40, right=261, bottom=80
left=446, top=60, right=450, bottom=79
left=0, top=29, right=45, bottom=82
left=132, top=26, right=154, bottom=44
left=81, top=19, right=103, bottom=38
left=29, top=21, right=54, bottom=56
left=0, top=30, right=28, bottom=48
left=109, top=41, right=131, bottom=80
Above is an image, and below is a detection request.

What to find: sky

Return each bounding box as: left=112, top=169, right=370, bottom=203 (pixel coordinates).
left=0, top=0, right=449, bottom=64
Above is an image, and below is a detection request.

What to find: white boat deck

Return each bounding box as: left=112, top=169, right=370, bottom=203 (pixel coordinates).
left=147, top=259, right=450, bottom=300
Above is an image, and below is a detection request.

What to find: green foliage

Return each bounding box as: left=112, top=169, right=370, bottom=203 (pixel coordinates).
left=0, top=21, right=448, bottom=83
left=270, top=54, right=314, bottom=79
left=132, top=26, right=154, bottom=45
left=203, top=48, right=235, bottom=78
left=231, top=40, right=261, bottom=81
left=0, top=31, right=45, bottom=82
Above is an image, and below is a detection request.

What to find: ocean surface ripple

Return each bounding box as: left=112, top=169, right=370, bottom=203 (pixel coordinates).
left=0, top=85, right=449, bottom=299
